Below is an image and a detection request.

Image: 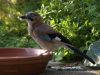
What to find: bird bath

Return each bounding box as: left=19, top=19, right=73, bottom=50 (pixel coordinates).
left=0, top=48, right=52, bottom=75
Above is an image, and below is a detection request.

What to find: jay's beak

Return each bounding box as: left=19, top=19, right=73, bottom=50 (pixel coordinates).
left=18, top=15, right=34, bottom=21
left=18, top=15, right=28, bottom=20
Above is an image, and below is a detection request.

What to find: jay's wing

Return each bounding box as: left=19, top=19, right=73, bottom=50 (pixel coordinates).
left=48, top=33, right=72, bottom=44
left=36, top=24, right=71, bottom=44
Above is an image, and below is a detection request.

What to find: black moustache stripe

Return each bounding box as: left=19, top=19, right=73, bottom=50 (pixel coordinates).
left=28, top=17, right=34, bottom=21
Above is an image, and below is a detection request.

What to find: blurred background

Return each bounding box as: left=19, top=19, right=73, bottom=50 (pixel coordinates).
left=0, top=0, right=100, bottom=62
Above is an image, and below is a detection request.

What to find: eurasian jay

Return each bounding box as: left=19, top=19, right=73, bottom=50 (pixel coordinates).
left=19, top=12, right=95, bottom=64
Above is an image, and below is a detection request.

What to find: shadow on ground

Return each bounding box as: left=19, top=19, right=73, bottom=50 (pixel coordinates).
left=43, top=70, right=99, bottom=75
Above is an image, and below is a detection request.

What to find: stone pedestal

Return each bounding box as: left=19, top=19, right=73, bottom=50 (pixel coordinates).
left=84, top=40, right=100, bottom=67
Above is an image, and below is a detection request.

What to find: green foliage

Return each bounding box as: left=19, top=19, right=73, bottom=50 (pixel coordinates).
left=39, top=0, right=100, bottom=49
left=0, top=0, right=100, bottom=62
left=0, top=0, right=41, bottom=48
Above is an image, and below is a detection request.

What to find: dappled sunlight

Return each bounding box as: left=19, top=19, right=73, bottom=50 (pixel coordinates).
left=0, top=0, right=41, bottom=47
left=9, top=0, right=17, bottom=4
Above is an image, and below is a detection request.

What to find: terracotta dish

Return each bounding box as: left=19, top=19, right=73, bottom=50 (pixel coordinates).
left=0, top=48, right=52, bottom=75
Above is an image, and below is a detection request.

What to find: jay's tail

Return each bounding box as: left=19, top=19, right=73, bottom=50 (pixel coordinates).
left=65, top=44, right=95, bottom=64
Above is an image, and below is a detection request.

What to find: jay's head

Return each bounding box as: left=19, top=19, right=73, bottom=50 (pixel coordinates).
left=19, top=12, right=43, bottom=24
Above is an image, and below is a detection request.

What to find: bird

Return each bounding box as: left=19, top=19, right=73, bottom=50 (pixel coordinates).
left=19, top=12, right=95, bottom=64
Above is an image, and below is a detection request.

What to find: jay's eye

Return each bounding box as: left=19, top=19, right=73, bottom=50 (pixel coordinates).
left=30, top=13, right=34, bottom=16
left=27, top=17, right=34, bottom=21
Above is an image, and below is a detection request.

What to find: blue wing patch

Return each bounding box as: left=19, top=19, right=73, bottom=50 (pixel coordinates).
left=39, top=35, right=51, bottom=41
